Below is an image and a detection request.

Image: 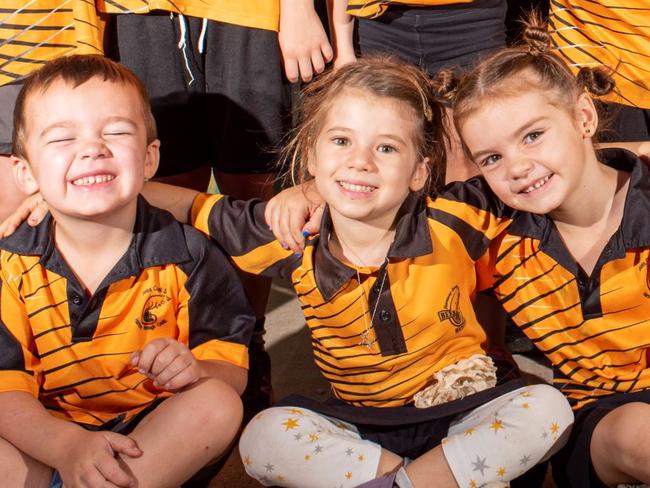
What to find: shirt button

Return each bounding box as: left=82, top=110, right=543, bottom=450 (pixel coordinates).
left=373, top=282, right=382, bottom=293
left=380, top=310, right=391, bottom=321
left=71, top=295, right=82, bottom=305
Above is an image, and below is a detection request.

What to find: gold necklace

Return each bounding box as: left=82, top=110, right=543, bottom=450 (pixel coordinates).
left=331, top=232, right=391, bottom=349
left=355, top=267, right=388, bottom=349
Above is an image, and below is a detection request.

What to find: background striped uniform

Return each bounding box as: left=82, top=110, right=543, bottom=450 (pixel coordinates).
left=0, top=1, right=103, bottom=87
left=550, top=0, right=650, bottom=108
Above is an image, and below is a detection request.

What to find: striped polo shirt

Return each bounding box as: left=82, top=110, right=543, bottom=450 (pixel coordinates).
left=550, top=1, right=650, bottom=108
left=485, top=149, right=650, bottom=410
left=0, top=1, right=103, bottom=87
left=0, top=197, right=253, bottom=426
left=192, top=185, right=513, bottom=407
left=95, top=0, right=280, bottom=32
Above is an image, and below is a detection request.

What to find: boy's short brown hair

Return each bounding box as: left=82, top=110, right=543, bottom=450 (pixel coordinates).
left=12, top=54, right=157, bottom=159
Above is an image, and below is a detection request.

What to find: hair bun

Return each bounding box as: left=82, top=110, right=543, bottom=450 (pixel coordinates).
left=577, top=66, right=616, bottom=96
left=432, top=68, right=460, bottom=103
left=521, top=10, right=551, bottom=56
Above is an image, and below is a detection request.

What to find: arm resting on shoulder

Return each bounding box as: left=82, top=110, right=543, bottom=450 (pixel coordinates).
left=141, top=181, right=198, bottom=223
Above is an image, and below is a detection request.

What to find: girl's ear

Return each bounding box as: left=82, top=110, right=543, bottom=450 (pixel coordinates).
left=575, top=92, right=598, bottom=138
left=11, top=156, right=39, bottom=195
left=144, top=139, right=161, bottom=180
left=409, top=157, right=430, bottom=192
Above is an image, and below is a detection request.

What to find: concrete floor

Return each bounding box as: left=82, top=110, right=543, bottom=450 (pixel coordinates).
left=209, top=279, right=555, bottom=487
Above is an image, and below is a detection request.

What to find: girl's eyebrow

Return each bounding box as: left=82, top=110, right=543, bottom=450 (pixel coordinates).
left=324, top=126, right=407, bottom=145
left=469, top=115, right=548, bottom=160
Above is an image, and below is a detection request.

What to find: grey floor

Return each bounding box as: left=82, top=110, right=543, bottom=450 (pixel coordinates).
left=210, top=279, right=555, bottom=487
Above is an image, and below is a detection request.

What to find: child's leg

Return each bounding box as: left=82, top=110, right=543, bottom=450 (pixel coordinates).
left=0, top=437, right=52, bottom=488
left=407, top=384, right=573, bottom=488
left=590, top=402, right=650, bottom=485
left=239, top=406, right=393, bottom=488
left=116, top=378, right=242, bottom=488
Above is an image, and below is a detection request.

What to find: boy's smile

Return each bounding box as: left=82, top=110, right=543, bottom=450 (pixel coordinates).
left=309, top=89, right=428, bottom=231
left=14, top=76, right=159, bottom=223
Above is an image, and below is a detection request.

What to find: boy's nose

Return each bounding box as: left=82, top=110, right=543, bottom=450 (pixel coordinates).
left=80, top=140, right=109, bottom=159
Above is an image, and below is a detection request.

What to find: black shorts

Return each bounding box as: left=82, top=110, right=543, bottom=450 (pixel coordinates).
left=355, top=0, right=507, bottom=75
left=106, top=14, right=292, bottom=176
left=599, top=102, right=650, bottom=142
left=552, top=390, right=650, bottom=488
left=0, top=82, right=22, bottom=155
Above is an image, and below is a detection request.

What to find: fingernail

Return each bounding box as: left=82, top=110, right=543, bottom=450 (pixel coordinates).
left=294, top=252, right=302, bottom=257
left=302, top=230, right=310, bottom=238
left=281, top=243, right=289, bottom=250
left=138, top=368, right=145, bottom=374
left=268, top=225, right=273, bottom=231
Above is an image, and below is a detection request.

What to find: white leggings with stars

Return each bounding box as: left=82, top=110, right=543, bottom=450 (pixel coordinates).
left=239, top=385, right=573, bottom=488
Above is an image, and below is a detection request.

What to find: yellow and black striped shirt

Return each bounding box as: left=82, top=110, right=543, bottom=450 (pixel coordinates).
left=483, top=149, right=650, bottom=410
left=95, top=0, right=280, bottom=32
left=550, top=1, right=650, bottom=108
left=346, top=0, right=473, bottom=19
left=0, top=1, right=104, bottom=87
left=0, top=197, right=253, bottom=426
left=192, top=187, right=512, bottom=407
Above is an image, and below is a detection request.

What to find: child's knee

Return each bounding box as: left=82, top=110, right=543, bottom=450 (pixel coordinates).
left=239, top=406, right=288, bottom=455
left=514, top=385, right=573, bottom=457
left=185, top=379, right=243, bottom=434
left=593, top=402, right=650, bottom=466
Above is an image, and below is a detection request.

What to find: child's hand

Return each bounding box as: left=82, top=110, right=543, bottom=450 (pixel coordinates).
left=278, top=1, right=333, bottom=82
left=265, top=181, right=325, bottom=253
left=58, top=430, right=142, bottom=488
left=131, top=338, right=201, bottom=391
left=0, top=192, right=48, bottom=237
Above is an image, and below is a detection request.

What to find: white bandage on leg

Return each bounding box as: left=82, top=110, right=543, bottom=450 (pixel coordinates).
left=239, top=406, right=383, bottom=488
left=441, top=385, right=574, bottom=487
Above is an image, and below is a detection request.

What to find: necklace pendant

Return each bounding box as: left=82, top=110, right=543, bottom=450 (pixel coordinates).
left=359, top=330, right=375, bottom=349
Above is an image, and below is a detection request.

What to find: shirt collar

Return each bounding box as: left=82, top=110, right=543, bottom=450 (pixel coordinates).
left=314, top=192, right=433, bottom=301
left=507, top=148, right=650, bottom=248
left=0, top=195, right=192, bottom=276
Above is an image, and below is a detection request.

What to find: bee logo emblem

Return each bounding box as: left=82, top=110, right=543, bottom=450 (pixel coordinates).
left=438, top=285, right=465, bottom=332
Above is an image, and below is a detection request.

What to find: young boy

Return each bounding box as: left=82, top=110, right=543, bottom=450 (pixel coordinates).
left=0, top=55, right=254, bottom=488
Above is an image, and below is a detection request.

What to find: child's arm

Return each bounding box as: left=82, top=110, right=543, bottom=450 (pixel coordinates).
left=327, top=0, right=356, bottom=68
left=279, top=0, right=333, bottom=82
left=597, top=141, right=650, bottom=160
left=141, top=181, right=198, bottom=223
left=0, top=391, right=142, bottom=486
left=131, top=339, right=247, bottom=394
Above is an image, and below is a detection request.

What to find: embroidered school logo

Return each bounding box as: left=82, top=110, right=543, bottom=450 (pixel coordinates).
left=135, top=287, right=171, bottom=330
left=438, top=285, right=465, bottom=332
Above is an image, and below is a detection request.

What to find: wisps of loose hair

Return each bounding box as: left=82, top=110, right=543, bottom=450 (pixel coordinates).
left=279, top=55, right=449, bottom=192
left=13, top=54, right=157, bottom=159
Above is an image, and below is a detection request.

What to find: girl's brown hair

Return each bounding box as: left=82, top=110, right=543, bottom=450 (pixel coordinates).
left=436, top=11, right=616, bottom=146
left=281, top=56, right=448, bottom=191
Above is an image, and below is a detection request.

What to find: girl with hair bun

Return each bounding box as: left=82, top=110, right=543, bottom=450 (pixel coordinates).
left=441, top=12, right=650, bottom=488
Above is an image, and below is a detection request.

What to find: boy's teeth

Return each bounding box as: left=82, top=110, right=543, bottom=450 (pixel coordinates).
left=522, top=175, right=551, bottom=193
left=72, top=174, right=115, bottom=186
left=339, top=181, right=374, bottom=193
